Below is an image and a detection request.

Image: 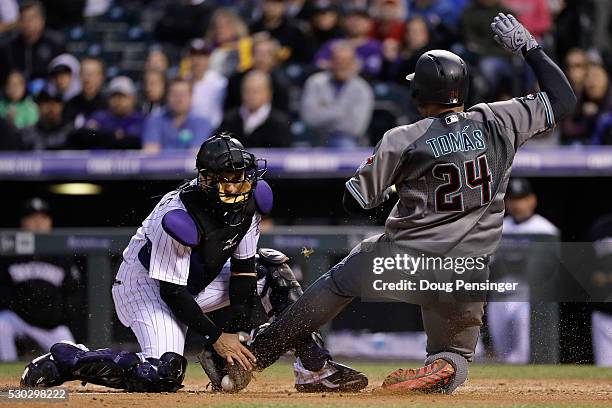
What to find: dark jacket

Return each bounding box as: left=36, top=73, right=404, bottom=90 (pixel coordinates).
left=250, top=17, right=314, bottom=63
left=460, top=2, right=512, bottom=57
left=219, top=107, right=293, bottom=148
left=0, top=32, right=64, bottom=82
left=224, top=68, right=291, bottom=113
left=22, top=119, right=75, bottom=150
left=65, top=92, right=107, bottom=125
left=0, top=117, right=23, bottom=150
left=0, top=255, right=81, bottom=329
left=154, top=1, right=214, bottom=45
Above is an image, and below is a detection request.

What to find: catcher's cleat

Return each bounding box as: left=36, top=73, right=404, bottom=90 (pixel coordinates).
left=295, top=361, right=368, bottom=393
left=21, top=353, right=65, bottom=388
left=381, top=359, right=455, bottom=393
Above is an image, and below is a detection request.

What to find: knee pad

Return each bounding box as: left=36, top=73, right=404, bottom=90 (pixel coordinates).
left=155, top=352, right=188, bottom=392
left=59, top=345, right=141, bottom=390
left=50, top=342, right=187, bottom=392
left=256, top=248, right=303, bottom=318
left=424, top=352, right=469, bottom=394
left=126, top=352, right=187, bottom=393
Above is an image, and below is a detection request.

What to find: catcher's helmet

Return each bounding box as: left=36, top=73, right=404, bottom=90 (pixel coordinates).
left=406, top=50, right=469, bottom=107
left=195, top=133, right=266, bottom=225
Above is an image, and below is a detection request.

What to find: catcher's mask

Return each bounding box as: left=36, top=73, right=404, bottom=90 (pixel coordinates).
left=196, top=133, right=266, bottom=226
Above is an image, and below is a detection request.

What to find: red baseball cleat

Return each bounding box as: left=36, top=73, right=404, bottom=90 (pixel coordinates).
left=381, top=359, right=455, bottom=393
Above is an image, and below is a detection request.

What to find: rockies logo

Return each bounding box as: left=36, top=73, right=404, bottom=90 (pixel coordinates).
left=223, top=233, right=240, bottom=250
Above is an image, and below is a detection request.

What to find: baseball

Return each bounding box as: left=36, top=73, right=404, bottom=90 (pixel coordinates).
left=221, top=375, right=235, bottom=392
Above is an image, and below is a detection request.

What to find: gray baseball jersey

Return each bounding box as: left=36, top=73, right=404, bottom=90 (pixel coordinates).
left=346, top=92, right=555, bottom=257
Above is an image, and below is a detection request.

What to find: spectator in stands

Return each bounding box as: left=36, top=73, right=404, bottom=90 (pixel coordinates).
left=562, top=63, right=611, bottom=145
left=250, top=0, right=314, bottom=63
left=46, top=54, right=81, bottom=102
left=219, top=70, right=292, bottom=148
left=308, top=3, right=344, bottom=52
left=583, top=64, right=611, bottom=145
left=186, top=39, right=227, bottom=130
left=369, top=0, right=406, bottom=44
left=461, top=0, right=514, bottom=101
left=564, top=49, right=590, bottom=96
left=553, top=0, right=596, bottom=63
left=224, top=34, right=290, bottom=113
left=408, top=0, right=467, bottom=48
left=0, top=117, right=22, bottom=150
left=315, top=7, right=384, bottom=80
left=141, top=69, right=166, bottom=116
left=501, top=0, right=552, bottom=40
left=488, top=178, right=559, bottom=364
left=592, top=112, right=612, bottom=145
left=409, top=0, right=468, bottom=28
left=78, top=76, right=144, bottom=149
left=0, top=0, right=18, bottom=33
left=142, top=78, right=212, bottom=152
left=205, top=9, right=252, bottom=77
left=582, top=64, right=611, bottom=118
left=559, top=49, right=589, bottom=144
left=0, top=198, right=79, bottom=362
left=287, top=0, right=316, bottom=21
left=382, top=15, right=434, bottom=85
left=65, top=57, right=107, bottom=128
left=22, top=90, right=74, bottom=150
left=301, top=41, right=374, bottom=147
left=0, top=1, right=64, bottom=82
left=0, top=70, right=38, bottom=129
left=145, top=48, right=169, bottom=73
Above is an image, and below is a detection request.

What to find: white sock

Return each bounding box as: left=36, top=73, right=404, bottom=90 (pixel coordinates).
left=293, top=357, right=337, bottom=385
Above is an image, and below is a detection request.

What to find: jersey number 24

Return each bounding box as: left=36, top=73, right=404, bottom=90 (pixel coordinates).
left=432, top=154, right=492, bottom=212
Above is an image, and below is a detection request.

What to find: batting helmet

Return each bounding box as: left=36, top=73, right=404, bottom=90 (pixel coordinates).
left=406, top=50, right=469, bottom=106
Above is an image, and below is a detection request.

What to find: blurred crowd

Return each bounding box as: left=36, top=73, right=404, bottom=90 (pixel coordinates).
left=0, top=0, right=611, bottom=150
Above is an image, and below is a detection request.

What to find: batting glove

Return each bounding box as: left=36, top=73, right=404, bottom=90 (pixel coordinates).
left=490, top=13, right=539, bottom=58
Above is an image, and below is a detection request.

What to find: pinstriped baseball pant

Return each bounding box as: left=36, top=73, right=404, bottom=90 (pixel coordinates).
left=112, top=260, right=266, bottom=359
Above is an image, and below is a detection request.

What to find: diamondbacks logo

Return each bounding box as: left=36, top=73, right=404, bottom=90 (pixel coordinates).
left=358, top=155, right=375, bottom=171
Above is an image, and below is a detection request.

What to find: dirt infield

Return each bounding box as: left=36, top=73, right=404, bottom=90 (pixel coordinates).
left=1, top=361, right=611, bottom=408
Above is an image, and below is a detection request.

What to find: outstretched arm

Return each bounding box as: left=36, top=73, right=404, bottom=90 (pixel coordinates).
left=524, top=48, right=576, bottom=122
left=490, top=13, right=576, bottom=122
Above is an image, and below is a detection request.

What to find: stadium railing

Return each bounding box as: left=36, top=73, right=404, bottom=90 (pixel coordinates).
left=1, top=147, right=612, bottom=179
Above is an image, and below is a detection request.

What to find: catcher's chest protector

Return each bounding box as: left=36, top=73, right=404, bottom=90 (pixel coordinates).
left=180, top=186, right=256, bottom=294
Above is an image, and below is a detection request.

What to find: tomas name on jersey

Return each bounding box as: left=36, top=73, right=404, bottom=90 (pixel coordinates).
left=426, top=124, right=487, bottom=159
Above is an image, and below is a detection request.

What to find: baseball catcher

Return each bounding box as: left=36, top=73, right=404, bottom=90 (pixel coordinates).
left=20, top=133, right=367, bottom=393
